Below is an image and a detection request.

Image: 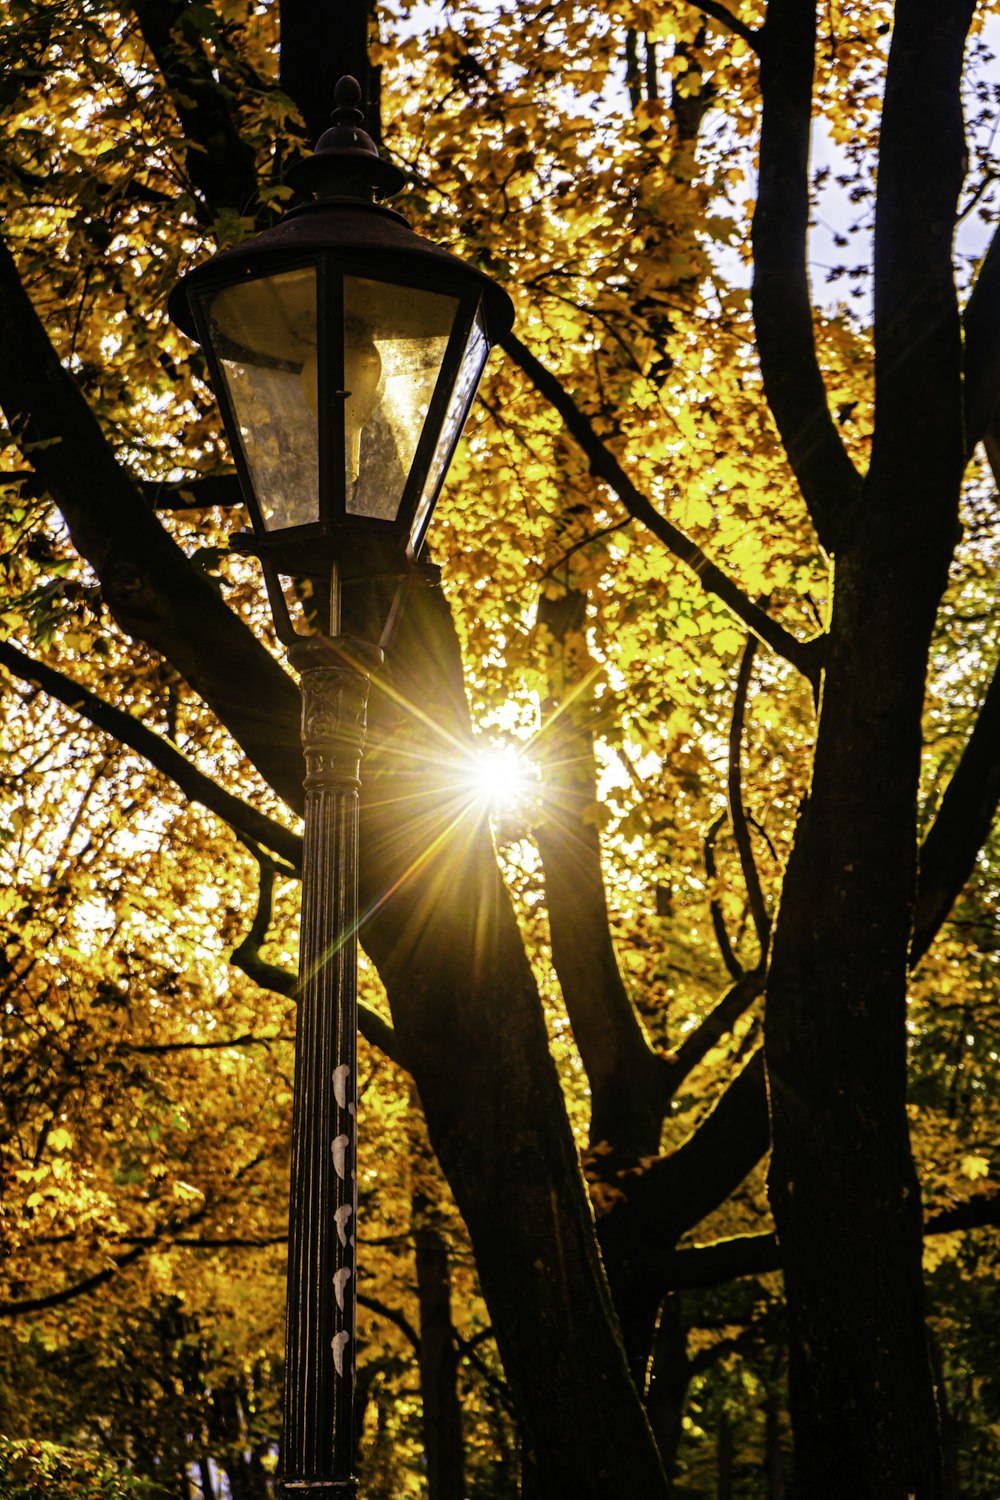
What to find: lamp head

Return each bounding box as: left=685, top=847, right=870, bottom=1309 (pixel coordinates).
left=168, top=77, right=514, bottom=645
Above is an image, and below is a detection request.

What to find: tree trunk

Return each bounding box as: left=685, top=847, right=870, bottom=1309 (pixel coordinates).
left=716, top=1409, right=732, bottom=1500
left=761, top=2, right=973, bottom=1488
left=764, top=1373, right=788, bottom=1500
left=644, top=1297, right=690, bottom=1482
left=765, top=542, right=948, bottom=1498
left=413, top=1197, right=465, bottom=1500
left=360, top=583, right=671, bottom=1498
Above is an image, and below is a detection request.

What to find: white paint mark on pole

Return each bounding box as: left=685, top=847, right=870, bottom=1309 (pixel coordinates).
left=333, top=1064, right=350, bottom=1109
left=332, top=1133, right=350, bottom=1179
left=334, top=1204, right=353, bottom=1246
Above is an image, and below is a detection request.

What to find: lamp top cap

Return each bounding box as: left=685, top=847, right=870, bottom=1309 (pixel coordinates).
left=284, top=74, right=406, bottom=202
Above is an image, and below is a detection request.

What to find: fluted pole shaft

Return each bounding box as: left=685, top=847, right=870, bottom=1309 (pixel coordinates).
left=278, top=635, right=382, bottom=1498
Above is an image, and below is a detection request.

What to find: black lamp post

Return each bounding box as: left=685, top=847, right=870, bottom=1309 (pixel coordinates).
left=169, top=77, right=513, bottom=1497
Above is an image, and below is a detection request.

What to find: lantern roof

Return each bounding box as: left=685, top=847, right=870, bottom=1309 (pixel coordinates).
left=168, top=77, right=514, bottom=344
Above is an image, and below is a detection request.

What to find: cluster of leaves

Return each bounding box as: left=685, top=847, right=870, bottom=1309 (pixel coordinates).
left=0, top=1435, right=156, bottom=1499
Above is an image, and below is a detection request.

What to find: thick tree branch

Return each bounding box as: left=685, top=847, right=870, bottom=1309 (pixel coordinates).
left=502, top=331, right=820, bottom=685
left=649, top=1189, right=1000, bottom=1292
left=963, top=224, right=1000, bottom=449
left=0, top=230, right=305, bottom=807
left=534, top=590, right=670, bottom=1157
left=0, top=637, right=302, bottom=869
left=868, top=0, right=975, bottom=526
left=664, top=969, right=765, bottom=1090
left=912, top=656, right=1000, bottom=963
left=752, top=0, right=862, bottom=551
left=609, top=1050, right=770, bottom=1251
left=130, top=0, right=260, bottom=224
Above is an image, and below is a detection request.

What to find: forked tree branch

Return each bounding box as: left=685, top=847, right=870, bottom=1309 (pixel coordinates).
left=501, top=331, right=821, bottom=685
left=614, top=1050, right=771, bottom=1249
left=0, top=230, right=305, bottom=807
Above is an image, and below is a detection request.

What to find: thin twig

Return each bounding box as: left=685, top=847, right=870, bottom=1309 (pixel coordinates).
left=728, top=636, right=771, bottom=957
left=688, top=0, right=762, bottom=50
left=230, top=854, right=404, bottom=1065
left=704, top=813, right=744, bottom=980
left=357, top=1291, right=421, bottom=1353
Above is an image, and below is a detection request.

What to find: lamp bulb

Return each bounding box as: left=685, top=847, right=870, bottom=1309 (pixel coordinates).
left=344, top=337, right=382, bottom=484
left=298, top=339, right=382, bottom=485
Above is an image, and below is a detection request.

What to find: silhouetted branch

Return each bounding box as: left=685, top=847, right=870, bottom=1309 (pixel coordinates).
left=665, top=970, right=765, bottom=1090
left=649, top=1189, right=1000, bottom=1291
left=0, top=470, right=245, bottom=512
left=358, top=1292, right=421, bottom=1353
left=0, top=637, right=301, bottom=870
left=913, top=656, right=1000, bottom=962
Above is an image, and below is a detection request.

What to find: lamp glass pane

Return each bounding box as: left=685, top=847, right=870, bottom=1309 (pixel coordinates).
left=409, top=306, right=489, bottom=553
left=343, top=276, right=458, bottom=522
left=204, top=267, right=319, bottom=531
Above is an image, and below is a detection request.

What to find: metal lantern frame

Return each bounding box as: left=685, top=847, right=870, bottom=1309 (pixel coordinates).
left=184, top=247, right=491, bottom=552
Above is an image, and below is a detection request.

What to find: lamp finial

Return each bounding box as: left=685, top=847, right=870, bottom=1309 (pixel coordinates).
left=283, top=74, right=405, bottom=202
left=332, top=75, right=365, bottom=126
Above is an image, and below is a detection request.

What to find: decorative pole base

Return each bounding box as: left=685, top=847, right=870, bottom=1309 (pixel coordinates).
left=278, top=635, right=382, bottom=1497
left=277, top=1482, right=358, bottom=1497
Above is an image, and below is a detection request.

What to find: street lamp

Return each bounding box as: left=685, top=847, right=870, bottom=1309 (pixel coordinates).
left=169, top=77, right=513, bottom=1497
